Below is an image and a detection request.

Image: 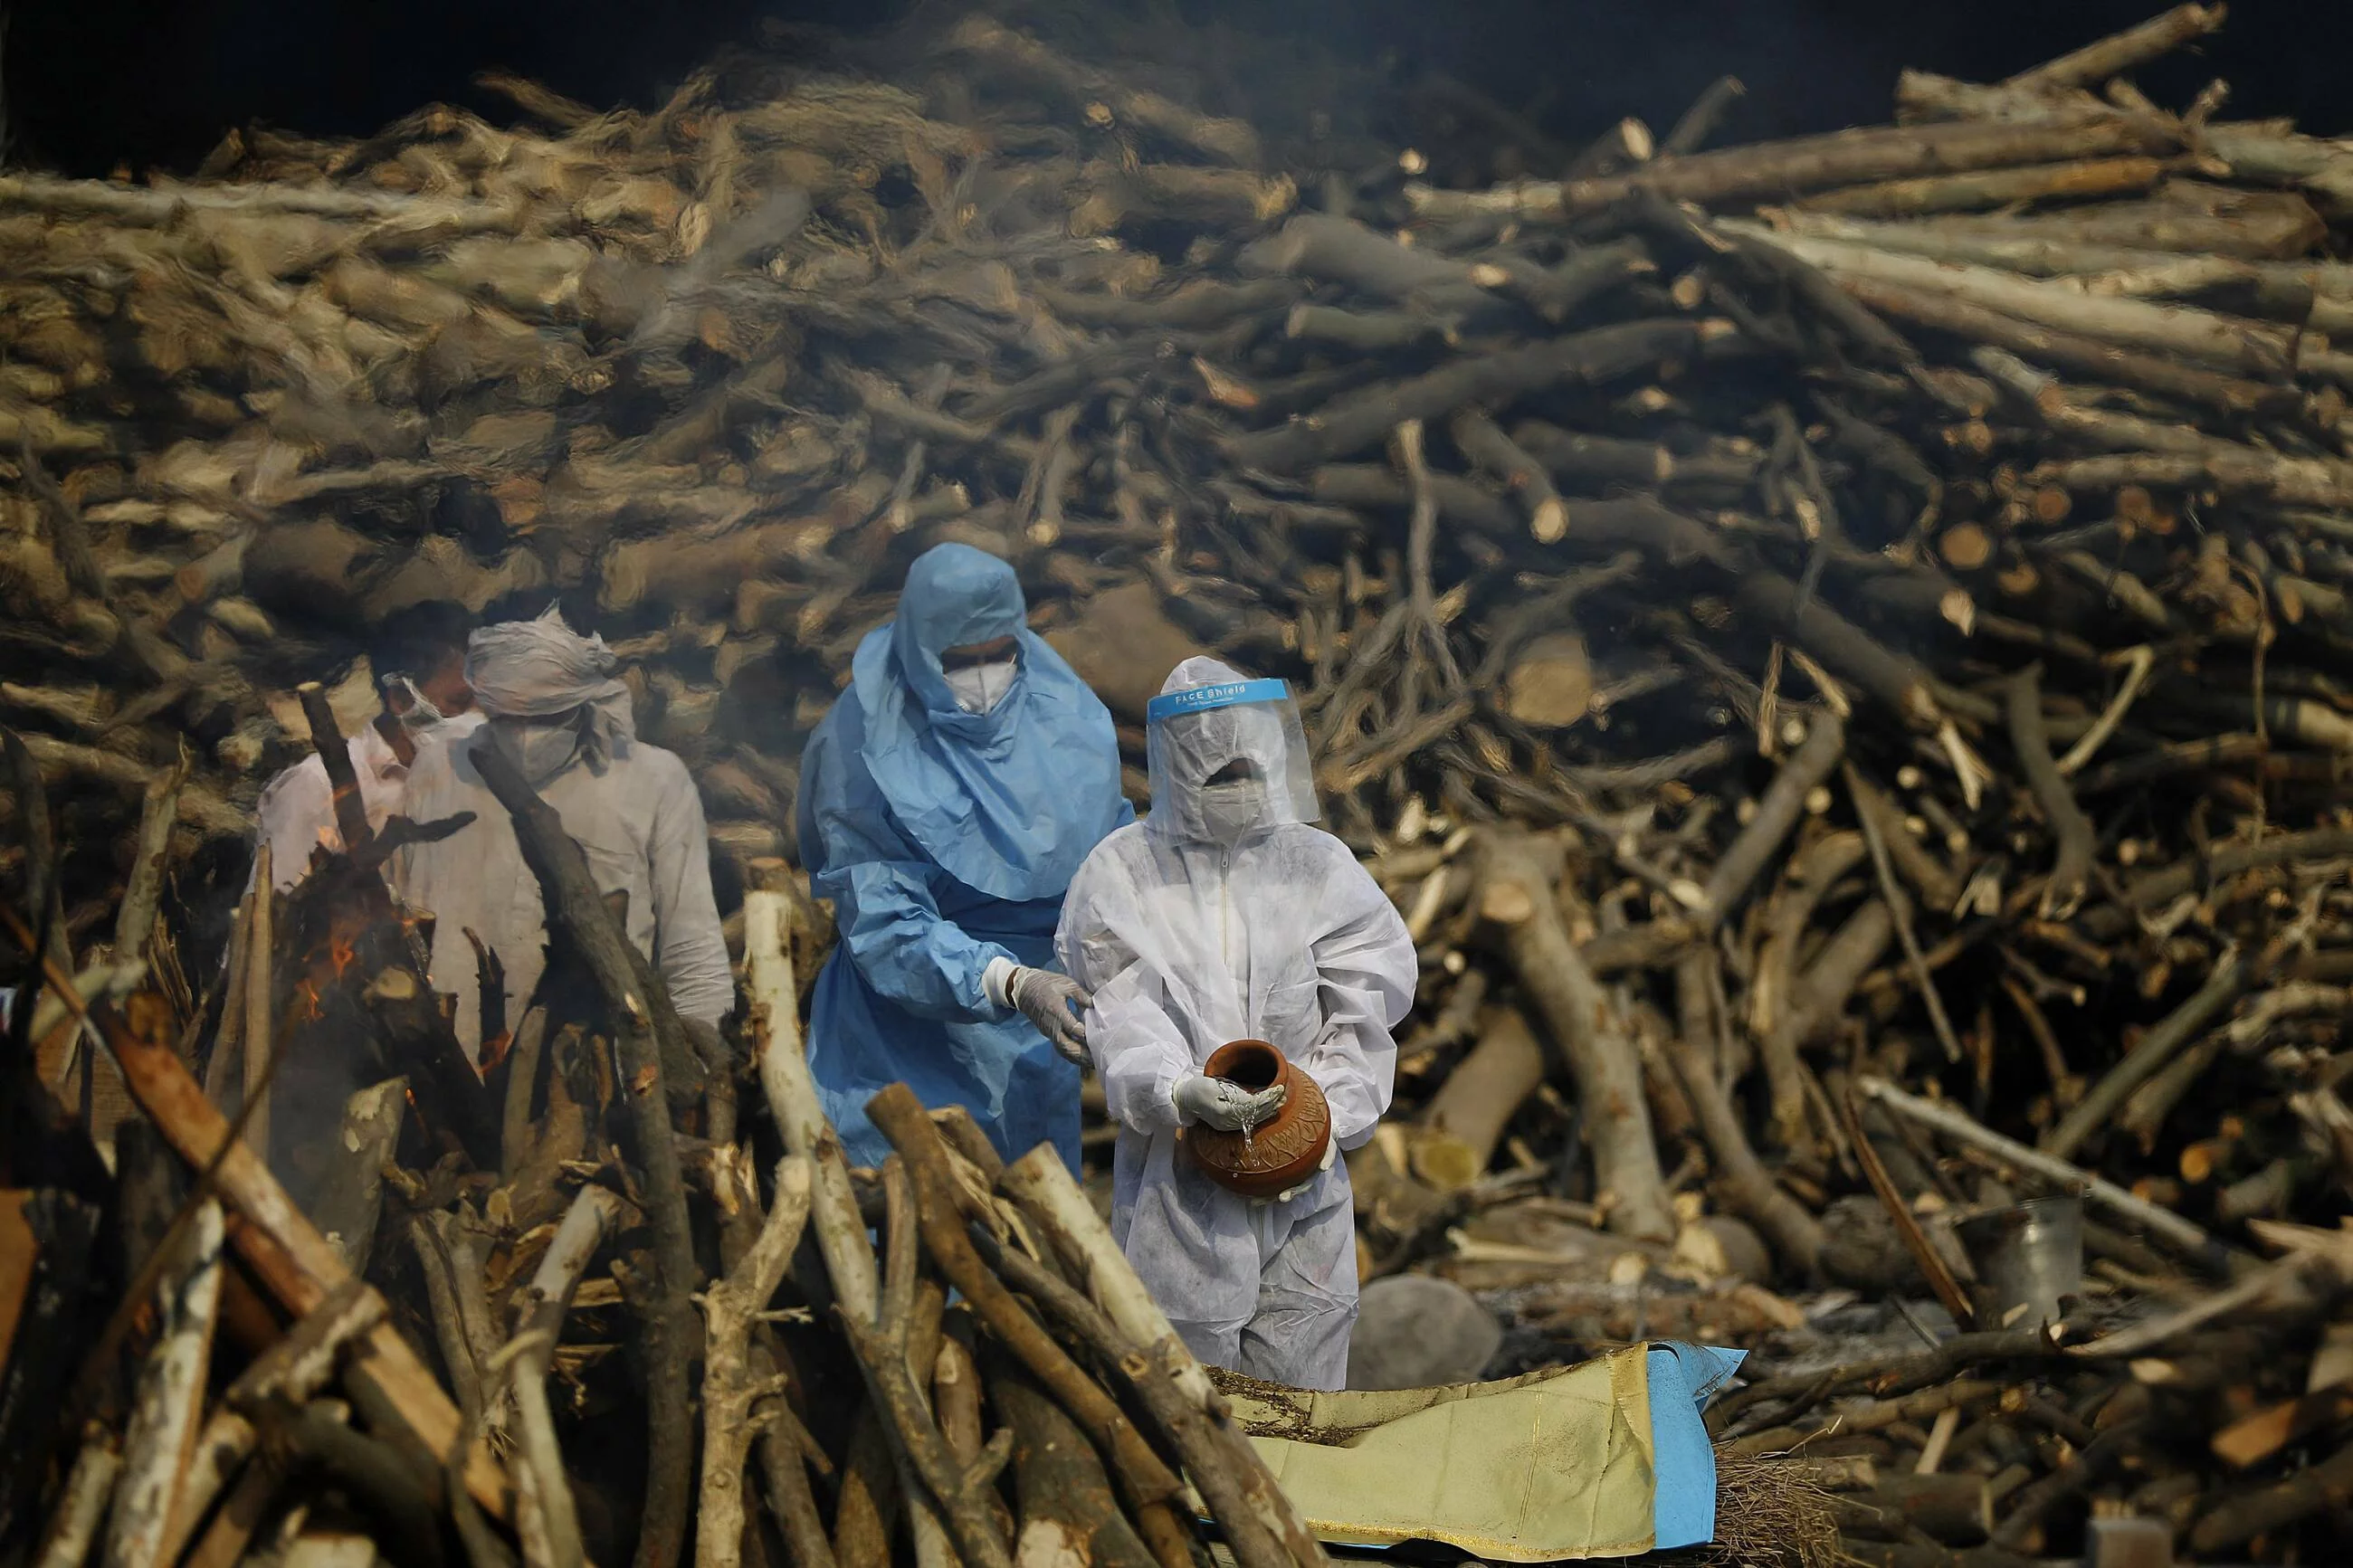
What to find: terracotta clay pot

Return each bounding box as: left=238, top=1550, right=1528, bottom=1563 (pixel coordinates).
left=1180, top=1039, right=1331, bottom=1199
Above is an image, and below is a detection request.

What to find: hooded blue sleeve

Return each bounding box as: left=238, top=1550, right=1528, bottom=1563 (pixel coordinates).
left=797, top=703, right=1017, bottom=1023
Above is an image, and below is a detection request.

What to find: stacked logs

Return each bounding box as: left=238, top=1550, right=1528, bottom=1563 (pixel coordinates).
left=3, top=703, right=1329, bottom=1568
left=5, top=1, right=2353, bottom=1561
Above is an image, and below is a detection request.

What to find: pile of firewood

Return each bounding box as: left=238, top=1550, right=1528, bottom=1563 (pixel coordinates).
left=8, top=0, right=2353, bottom=1561
left=3, top=707, right=1333, bottom=1568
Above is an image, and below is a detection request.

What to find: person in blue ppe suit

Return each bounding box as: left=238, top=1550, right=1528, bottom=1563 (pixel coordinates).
left=796, top=543, right=1133, bottom=1171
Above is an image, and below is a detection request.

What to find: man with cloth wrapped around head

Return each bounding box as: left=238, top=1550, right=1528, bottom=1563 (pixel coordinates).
left=1055, top=657, right=1415, bottom=1390
left=391, top=604, right=734, bottom=1063
left=797, top=542, right=1131, bottom=1173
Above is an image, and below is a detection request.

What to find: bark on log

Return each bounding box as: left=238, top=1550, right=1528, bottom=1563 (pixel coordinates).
left=1241, top=214, right=1503, bottom=308
left=696, top=1156, right=813, bottom=1568
left=1405, top=117, right=2169, bottom=221
left=2204, top=123, right=2353, bottom=217
left=33, top=1435, right=119, bottom=1568
left=1835, top=274, right=2297, bottom=418
left=2002, top=666, right=2098, bottom=920
left=2002, top=4, right=2227, bottom=91
left=1665, top=955, right=1825, bottom=1275
left=1509, top=421, right=1759, bottom=502
left=162, top=1280, right=385, bottom=1568
left=109, top=754, right=188, bottom=968
left=987, top=1363, right=1157, bottom=1568
left=1476, top=832, right=1674, bottom=1240
left=1224, top=318, right=1713, bottom=471
left=1737, top=573, right=1943, bottom=726
left=1408, top=1005, right=1546, bottom=1192
left=1777, top=209, right=2353, bottom=333
left=744, top=878, right=879, bottom=1319
left=2031, top=449, right=2353, bottom=510
left=865, top=1085, right=1182, bottom=1510
left=56, top=979, right=507, bottom=1516
left=1731, top=225, right=2307, bottom=378
left=1448, top=409, right=1566, bottom=543
left=240, top=852, right=273, bottom=1165
left=831, top=1418, right=900, bottom=1568
left=1910, top=193, right=2329, bottom=258
left=500, top=1007, right=548, bottom=1183
left=1800, top=157, right=2168, bottom=218
left=754, top=1401, right=838, bottom=1568
left=942, top=16, right=1261, bottom=166
left=1749, top=832, right=1867, bottom=1061
left=996, top=1149, right=1325, bottom=1568
left=297, top=681, right=372, bottom=859
left=1703, top=715, right=1846, bottom=929
left=2191, top=1433, right=2353, bottom=1553
left=971, top=1226, right=1289, bottom=1568
left=14, top=733, right=245, bottom=837
left=502, top=1185, right=620, bottom=1568
left=2043, top=952, right=2250, bottom=1163
left=310, top=1078, right=405, bottom=1272
left=836, top=1160, right=1013, bottom=1568
left=101, top=1198, right=222, bottom=1568
left=1858, top=1077, right=2231, bottom=1266
left=1283, top=305, right=1455, bottom=353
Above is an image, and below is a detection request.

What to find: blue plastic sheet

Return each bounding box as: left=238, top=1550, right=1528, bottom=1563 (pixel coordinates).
left=1646, top=1342, right=1747, bottom=1551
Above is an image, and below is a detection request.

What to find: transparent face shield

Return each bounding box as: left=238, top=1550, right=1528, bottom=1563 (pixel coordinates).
left=1145, top=677, right=1320, bottom=844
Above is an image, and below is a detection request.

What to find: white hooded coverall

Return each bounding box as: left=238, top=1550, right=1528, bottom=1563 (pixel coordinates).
left=1055, top=658, right=1415, bottom=1389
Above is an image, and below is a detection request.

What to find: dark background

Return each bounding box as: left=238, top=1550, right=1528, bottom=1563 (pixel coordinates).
left=6, top=0, right=2351, bottom=177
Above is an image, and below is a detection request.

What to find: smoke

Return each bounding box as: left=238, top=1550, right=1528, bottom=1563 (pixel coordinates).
left=14, top=0, right=2353, bottom=179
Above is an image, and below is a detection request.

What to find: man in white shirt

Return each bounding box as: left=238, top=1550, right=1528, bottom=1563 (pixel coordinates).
left=390, top=606, right=733, bottom=1064
left=253, top=602, right=481, bottom=891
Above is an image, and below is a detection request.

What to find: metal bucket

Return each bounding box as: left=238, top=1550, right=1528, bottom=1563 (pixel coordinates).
left=1957, top=1195, right=2083, bottom=1327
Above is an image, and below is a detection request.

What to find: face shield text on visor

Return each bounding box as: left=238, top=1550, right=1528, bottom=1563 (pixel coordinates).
left=1145, top=674, right=1319, bottom=845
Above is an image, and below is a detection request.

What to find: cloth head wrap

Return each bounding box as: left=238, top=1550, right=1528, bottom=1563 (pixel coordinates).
left=465, top=605, right=635, bottom=779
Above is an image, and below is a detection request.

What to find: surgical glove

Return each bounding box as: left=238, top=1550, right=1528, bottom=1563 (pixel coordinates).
left=1173, top=1073, right=1287, bottom=1133
left=1274, top=1136, right=1338, bottom=1202
left=1007, top=967, right=1091, bottom=1066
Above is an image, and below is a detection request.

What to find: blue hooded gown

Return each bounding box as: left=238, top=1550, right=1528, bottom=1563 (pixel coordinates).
left=795, top=545, right=1133, bottom=1170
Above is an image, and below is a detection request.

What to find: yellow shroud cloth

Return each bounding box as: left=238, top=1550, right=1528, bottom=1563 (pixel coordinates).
left=1212, top=1345, right=1659, bottom=1562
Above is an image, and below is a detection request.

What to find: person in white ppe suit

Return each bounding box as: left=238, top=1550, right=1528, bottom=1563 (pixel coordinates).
left=391, top=605, right=734, bottom=1062
left=253, top=600, right=482, bottom=891
left=1055, top=658, right=1415, bottom=1389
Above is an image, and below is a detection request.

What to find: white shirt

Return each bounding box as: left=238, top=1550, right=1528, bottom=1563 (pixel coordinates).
left=252, top=714, right=485, bottom=891
left=388, top=728, right=734, bottom=1060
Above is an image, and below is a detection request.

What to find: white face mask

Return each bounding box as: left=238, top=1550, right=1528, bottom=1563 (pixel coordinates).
left=387, top=675, right=448, bottom=731
left=943, top=658, right=1018, bottom=716
left=1195, top=779, right=1266, bottom=844
left=485, top=713, right=584, bottom=784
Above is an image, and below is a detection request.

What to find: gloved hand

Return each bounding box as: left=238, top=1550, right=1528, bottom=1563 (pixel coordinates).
left=1007, top=966, right=1091, bottom=1066
left=1174, top=1073, right=1287, bottom=1133
left=1274, top=1136, right=1338, bottom=1202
